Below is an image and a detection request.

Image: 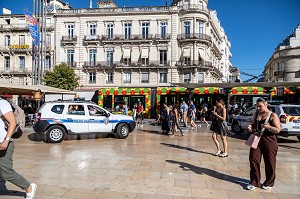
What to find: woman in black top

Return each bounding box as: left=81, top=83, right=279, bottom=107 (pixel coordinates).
left=161, top=102, right=170, bottom=134
left=246, top=97, right=280, bottom=191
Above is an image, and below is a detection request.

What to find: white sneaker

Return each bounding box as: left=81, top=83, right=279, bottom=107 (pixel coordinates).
left=215, top=150, right=222, bottom=156
left=262, top=185, right=273, bottom=190
left=140, top=125, right=143, bottom=127
left=219, top=153, right=228, bottom=157
left=26, top=183, right=37, bottom=199
left=246, top=184, right=256, bottom=191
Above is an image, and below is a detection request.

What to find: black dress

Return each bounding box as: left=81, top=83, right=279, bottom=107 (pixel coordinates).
left=161, top=108, right=170, bottom=132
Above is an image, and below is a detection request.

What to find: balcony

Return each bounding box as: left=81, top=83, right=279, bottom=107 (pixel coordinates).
left=82, top=61, right=170, bottom=69
left=177, top=33, right=212, bottom=44
left=274, top=70, right=285, bottom=77
left=0, top=45, right=32, bottom=53
left=0, top=24, right=29, bottom=32
left=178, top=4, right=209, bottom=14
left=61, top=36, right=77, bottom=45
left=154, top=34, right=171, bottom=42
left=0, top=67, right=31, bottom=75
left=212, top=42, right=222, bottom=57
left=101, top=34, right=154, bottom=43
left=176, top=60, right=213, bottom=70
left=45, top=23, right=54, bottom=31
left=83, top=35, right=100, bottom=44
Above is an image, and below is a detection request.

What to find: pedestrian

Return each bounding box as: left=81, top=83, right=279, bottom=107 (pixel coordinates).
left=137, top=102, right=144, bottom=127
left=132, top=103, right=137, bottom=124
left=210, top=97, right=228, bottom=157
left=0, top=98, right=37, bottom=199
left=161, top=102, right=170, bottom=134
left=180, top=101, right=188, bottom=127
left=189, top=100, right=196, bottom=130
left=246, top=97, right=280, bottom=191
left=169, top=104, right=184, bottom=137
left=199, top=105, right=209, bottom=127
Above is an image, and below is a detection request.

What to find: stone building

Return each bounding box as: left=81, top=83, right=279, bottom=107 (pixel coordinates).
left=264, top=24, right=300, bottom=82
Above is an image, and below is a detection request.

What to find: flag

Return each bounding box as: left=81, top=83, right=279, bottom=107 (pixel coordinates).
left=24, top=10, right=39, bottom=46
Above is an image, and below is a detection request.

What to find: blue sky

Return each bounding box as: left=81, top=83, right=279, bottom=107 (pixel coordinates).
left=1, top=0, right=300, bottom=81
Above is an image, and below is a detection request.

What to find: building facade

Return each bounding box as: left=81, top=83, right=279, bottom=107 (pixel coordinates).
left=264, top=24, right=300, bottom=82
left=0, top=0, right=232, bottom=90
left=53, top=0, right=232, bottom=89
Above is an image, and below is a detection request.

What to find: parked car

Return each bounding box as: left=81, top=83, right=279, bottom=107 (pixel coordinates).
left=231, top=104, right=300, bottom=141
left=33, top=100, right=136, bottom=143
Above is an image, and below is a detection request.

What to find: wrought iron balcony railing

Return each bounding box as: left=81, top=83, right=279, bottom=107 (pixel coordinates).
left=177, top=33, right=212, bottom=43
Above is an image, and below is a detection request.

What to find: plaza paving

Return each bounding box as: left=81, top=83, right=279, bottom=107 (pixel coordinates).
left=1, top=122, right=300, bottom=199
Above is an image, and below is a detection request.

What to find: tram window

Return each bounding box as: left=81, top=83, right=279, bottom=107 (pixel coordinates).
left=103, top=95, right=112, bottom=109
left=130, top=96, right=145, bottom=109
left=114, top=95, right=129, bottom=111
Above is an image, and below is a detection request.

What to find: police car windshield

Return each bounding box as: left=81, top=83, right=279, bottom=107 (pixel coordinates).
left=282, top=107, right=300, bottom=116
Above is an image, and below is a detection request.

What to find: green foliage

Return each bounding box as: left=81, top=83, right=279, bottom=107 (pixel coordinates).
left=42, top=63, right=80, bottom=90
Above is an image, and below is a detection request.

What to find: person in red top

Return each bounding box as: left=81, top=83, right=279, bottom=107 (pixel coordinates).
left=137, top=102, right=144, bottom=127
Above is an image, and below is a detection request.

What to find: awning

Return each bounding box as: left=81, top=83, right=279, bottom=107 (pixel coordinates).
left=0, top=82, right=77, bottom=95
left=183, top=48, right=190, bottom=57
left=141, top=48, right=149, bottom=58
left=123, top=48, right=131, bottom=59
left=198, top=48, right=205, bottom=59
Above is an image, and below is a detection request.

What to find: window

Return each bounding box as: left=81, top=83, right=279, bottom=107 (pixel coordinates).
left=46, top=18, right=51, bottom=27
left=198, top=20, right=204, bottom=37
left=141, top=72, right=149, bottom=83
left=123, top=58, right=131, bottom=66
left=277, top=62, right=284, bottom=71
left=183, top=71, right=191, bottom=82
left=87, top=105, right=107, bottom=116
left=159, top=50, right=167, bottom=65
left=45, top=56, right=51, bottom=70
left=183, top=21, right=191, bottom=38
left=19, top=35, right=25, bottom=45
left=51, top=105, right=65, bottom=114
left=184, top=57, right=191, bottom=65
left=141, top=22, right=149, bottom=39
left=106, top=72, right=113, bottom=84
left=103, top=95, right=112, bottom=109
left=159, top=72, right=167, bottom=83
left=199, top=1, right=204, bottom=10
left=67, top=49, right=74, bottom=65
left=67, top=104, right=85, bottom=115
left=106, top=50, right=114, bottom=66
left=67, top=23, right=74, bottom=37
left=198, top=72, right=204, bottom=83
left=19, top=56, right=25, bottom=70
left=89, top=49, right=97, bottom=66
left=19, top=18, right=26, bottom=26
left=141, top=58, right=149, bottom=66
left=89, top=72, right=96, bottom=84
left=4, top=57, right=10, bottom=71
left=107, top=23, right=114, bottom=39
left=5, top=35, right=10, bottom=46
left=124, top=22, right=131, bottom=39
left=123, top=72, right=131, bottom=84
left=160, top=21, right=167, bottom=39
left=46, top=34, right=51, bottom=45
left=89, top=23, right=96, bottom=36
left=19, top=77, right=25, bottom=85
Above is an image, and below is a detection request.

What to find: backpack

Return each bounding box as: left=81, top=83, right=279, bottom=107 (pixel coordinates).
left=0, top=99, right=25, bottom=138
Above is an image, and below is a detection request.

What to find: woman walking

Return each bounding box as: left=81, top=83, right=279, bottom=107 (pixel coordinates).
left=210, top=97, right=228, bottom=157
left=199, top=105, right=209, bottom=127
left=161, top=102, right=170, bottom=135
left=169, top=104, right=184, bottom=137
left=246, top=97, right=280, bottom=191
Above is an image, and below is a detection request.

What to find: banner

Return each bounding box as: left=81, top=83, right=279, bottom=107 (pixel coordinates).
left=24, top=10, right=39, bottom=46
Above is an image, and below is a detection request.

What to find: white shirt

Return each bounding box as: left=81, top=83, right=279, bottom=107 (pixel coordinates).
left=0, top=99, right=13, bottom=143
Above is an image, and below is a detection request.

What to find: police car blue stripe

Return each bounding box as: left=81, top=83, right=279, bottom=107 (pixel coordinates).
left=45, top=119, right=133, bottom=124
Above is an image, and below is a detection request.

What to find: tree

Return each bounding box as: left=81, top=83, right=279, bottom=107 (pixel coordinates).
left=42, top=63, right=80, bottom=90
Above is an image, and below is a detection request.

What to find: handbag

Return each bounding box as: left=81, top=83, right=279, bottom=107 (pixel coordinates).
left=245, top=111, right=272, bottom=149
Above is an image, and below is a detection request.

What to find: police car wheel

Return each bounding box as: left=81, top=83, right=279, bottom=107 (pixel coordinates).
left=46, top=126, right=66, bottom=143
left=116, top=123, right=129, bottom=139
left=231, top=121, right=242, bottom=134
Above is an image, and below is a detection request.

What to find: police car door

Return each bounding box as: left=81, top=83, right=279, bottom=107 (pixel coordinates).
left=87, top=105, right=112, bottom=133
left=65, top=104, right=88, bottom=133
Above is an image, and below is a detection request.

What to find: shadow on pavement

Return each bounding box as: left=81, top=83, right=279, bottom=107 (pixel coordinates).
left=0, top=179, right=25, bottom=197
left=166, top=160, right=249, bottom=189
left=277, top=137, right=299, bottom=144
left=278, top=144, right=300, bottom=150
left=139, top=129, right=169, bottom=136
left=161, top=143, right=215, bottom=156
left=27, top=133, right=45, bottom=142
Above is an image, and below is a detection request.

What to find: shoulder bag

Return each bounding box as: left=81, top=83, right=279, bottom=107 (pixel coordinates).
left=245, top=111, right=272, bottom=149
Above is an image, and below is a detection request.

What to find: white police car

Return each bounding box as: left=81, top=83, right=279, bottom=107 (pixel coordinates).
left=33, top=100, right=136, bottom=143
left=231, top=104, right=300, bottom=141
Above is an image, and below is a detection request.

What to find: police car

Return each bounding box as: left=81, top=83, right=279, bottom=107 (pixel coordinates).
left=231, top=104, right=300, bottom=141
left=33, top=100, right=136, bottom=143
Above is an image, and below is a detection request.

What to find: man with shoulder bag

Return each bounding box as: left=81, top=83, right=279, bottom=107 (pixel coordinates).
left=0, top=98, right=37, bottom=199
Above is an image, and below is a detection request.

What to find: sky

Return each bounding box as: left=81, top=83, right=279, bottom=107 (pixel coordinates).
left=0, top=0, right=300, bottom=81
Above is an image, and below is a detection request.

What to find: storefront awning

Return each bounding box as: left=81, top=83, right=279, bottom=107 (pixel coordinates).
left=123, top=48, right=131, bottom=59
left=141, top=48, right=149, bottom=58
left=183, top=48, right=191, bottom=57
